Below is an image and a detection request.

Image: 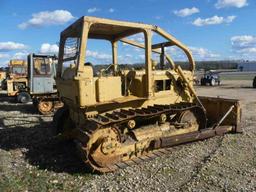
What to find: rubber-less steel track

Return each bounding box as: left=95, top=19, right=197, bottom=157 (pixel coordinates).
left=74, top=103, right=211, bottom=173
left=91, top=102, right=206, bottom=127
left=75, top=126, right=232, bottom=173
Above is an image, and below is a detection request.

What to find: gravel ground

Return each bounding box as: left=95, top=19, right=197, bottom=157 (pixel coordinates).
left=0, top=80, right=256, bottom=191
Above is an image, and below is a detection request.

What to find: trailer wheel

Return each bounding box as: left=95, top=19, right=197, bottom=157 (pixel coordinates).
left=17, top=92, right=31, bottom=103
left=253, top=76, right=256, bottom=88
left=38, top=100, right=53, bottom=115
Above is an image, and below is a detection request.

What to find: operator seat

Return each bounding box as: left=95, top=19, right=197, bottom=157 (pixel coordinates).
left=62, top=64, right=76, bottom=80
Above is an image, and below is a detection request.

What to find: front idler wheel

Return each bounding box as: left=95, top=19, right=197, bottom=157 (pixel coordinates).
left=177, top=108, right=206, bottom=130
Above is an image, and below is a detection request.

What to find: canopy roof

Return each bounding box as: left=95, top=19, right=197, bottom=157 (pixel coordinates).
left=60, top=16, right=195, bottom=71
left=61, top=16, right=156, bottom=40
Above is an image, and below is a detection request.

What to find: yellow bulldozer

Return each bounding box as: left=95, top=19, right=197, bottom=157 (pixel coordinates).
left=53, top=17, right=242, bottom=173
left=6, top=59, right=28, bottom=97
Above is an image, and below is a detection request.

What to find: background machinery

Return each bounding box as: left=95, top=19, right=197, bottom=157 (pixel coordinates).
left=200, top=71, right=221, bottom=86
left=6, top=59, right=28, bottom=96
left=17, top=53, right=63, bottom=114
left=54, top=17, right=241, bottom=173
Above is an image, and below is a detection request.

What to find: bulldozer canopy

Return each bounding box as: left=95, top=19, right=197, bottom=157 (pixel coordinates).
left=61, top=16, right=154, bottom=40
left=58, top=16, right=196, bottom=77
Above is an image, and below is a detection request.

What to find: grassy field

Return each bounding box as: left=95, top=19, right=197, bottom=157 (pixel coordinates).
left=220, top=73, right=256, bottom=81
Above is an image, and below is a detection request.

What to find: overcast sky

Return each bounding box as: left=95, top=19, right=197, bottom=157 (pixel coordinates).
left=0, top=0, right=256, bottom=67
